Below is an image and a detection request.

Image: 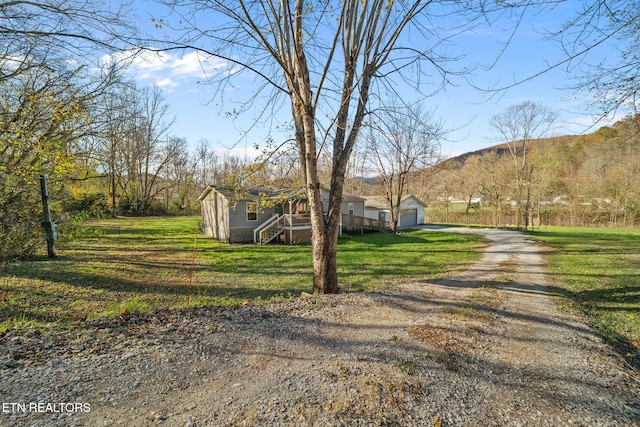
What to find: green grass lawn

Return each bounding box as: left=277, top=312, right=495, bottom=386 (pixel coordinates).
left=528, top=226, right=640, bottom=364
left=0, top=216, right=486, bottom=331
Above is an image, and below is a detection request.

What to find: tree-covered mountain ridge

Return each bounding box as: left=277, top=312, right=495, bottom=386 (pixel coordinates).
left=416, top=115, right=640, bottom=228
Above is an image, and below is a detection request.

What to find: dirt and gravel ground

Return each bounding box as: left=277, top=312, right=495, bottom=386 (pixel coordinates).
left=2, top=227, right=639, bottom=426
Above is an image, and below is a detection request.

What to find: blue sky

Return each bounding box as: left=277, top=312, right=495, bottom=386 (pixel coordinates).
left=116, top=1, right=619, bottom=159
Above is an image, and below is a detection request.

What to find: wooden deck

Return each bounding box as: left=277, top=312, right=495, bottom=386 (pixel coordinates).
left=254, top=213, right=389, bottom=244
left=340, top=213, right=388, bottom=233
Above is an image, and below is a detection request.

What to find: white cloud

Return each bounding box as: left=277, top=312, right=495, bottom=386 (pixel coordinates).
left=155, top=77, right=178, bottom=89
left=102, top=48, right=226, bottom=89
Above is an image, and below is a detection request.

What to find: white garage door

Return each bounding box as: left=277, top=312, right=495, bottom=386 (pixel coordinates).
left=399, top=209, right=417, bottom=228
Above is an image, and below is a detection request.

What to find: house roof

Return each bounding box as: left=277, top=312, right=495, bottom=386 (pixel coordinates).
left=363, top=195, right=426, bottom=210
left=199, top=186, right=365, bottom=203
left=363, top=196, right=389, bottom=210
left=320, top=186, right=365, bottom=202
left=198, top=186, right=306, bottom=202
left=198, top=185, right=376, bottom=202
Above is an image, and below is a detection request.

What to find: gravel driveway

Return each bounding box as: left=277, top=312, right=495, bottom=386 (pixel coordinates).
left=2, top=227, right=639, bottom=426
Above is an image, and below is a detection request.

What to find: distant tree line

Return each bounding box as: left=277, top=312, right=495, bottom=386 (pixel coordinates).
left=420, top=113, right=640, bottom=228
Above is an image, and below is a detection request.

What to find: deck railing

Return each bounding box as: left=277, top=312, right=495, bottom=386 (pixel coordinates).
left=255, top=213, right=388, bottom=244
left=253, top=214, right=279, bottom=244
left=257, top=215, right=287, bottom=245
left=341, top=213, right=389, bottom=232
left=286, top=214, right=311, bottom=227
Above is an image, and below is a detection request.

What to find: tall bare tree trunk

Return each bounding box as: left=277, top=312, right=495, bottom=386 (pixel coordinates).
left=311, top=216, right=341, bottom=295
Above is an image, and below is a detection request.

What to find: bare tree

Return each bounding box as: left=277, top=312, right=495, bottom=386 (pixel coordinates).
left=92, top=78, right=136, bottom=216
left=0, top=1, right=136, bottom=82
left=490, top=101, right=557, bottom=229
left=165, top=136, right=198, bottom=212
left=366, top=102, right=442, bottom=232
left=152, top=0, right=542, bottom=294
left=431, top=167, right=459, bottom=224
left=556, top=1, right=640, bottom=118
left=580, top=114, right=640, bottom=227
left=474, top=152, right=513, bottom=228
left=246, top=144, right=303, bottom=189
left=344, top=143, right=372, bottom=196
left=120, top=86, right=174, bottom=214
left=527, top=142, right=565, bottom=228
left=193, top=139, right=218, bottom=188
left=458, top=158, right=483, bottom=215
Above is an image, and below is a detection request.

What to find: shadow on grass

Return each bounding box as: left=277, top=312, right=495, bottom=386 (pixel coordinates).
left=0, top=220, right=487, bottom=332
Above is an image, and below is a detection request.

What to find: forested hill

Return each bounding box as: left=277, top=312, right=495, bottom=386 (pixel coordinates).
left=413, top=115, right=640, bottom=228
left=442, top=133, right=608, bottom=169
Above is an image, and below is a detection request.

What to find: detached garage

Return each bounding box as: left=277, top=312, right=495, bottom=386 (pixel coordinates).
left=364, top=195, right=426, bottom=228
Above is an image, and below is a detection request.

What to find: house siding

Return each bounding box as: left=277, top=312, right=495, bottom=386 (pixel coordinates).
left=201, top=190, right=230, bottom=241
left=227, top=202, right=275, bottom=243
left=364, top=207, right=388, bottom=222
left=341, top=200, right=364, bottom=217
left=201, top=189, right=277, bottom=243
left=228, top=201, right=275, bottom=228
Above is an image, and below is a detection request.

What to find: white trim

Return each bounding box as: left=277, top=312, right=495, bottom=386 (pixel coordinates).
left=246, top=201, right=258, bottom=221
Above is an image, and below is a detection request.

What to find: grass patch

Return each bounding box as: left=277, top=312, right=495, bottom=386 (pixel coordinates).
left=528, top=226, right=640, bottom=365
left=0, top=217, right=485, bottom=331
left=337, top=230, right=486, bottom=291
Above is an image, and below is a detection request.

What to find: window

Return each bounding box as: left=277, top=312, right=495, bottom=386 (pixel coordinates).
left=348, top=202, right=355, bottom=215
left=246, top=202, right=258, bottom=221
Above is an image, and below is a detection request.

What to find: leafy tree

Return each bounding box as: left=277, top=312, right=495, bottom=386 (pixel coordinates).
left=0, top=67, right=88, bottom=259
left=0, top=1, right=136, bottom=257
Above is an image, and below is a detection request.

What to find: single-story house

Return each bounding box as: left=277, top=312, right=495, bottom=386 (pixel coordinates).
left=198, top=186, right=376, bottom=244
left=363, top=195, right=426, bottom=228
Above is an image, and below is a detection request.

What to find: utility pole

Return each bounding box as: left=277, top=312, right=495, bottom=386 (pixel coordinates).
left=40, top=175, right=57, bottom=258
